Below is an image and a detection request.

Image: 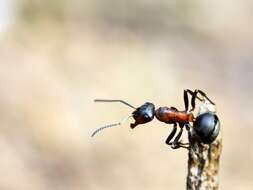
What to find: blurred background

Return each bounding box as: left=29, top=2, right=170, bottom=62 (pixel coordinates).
left=0, top=0, right=253, bottom=189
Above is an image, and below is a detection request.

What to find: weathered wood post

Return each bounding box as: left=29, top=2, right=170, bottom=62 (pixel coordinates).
left=187, top=130, right=222, bottom=190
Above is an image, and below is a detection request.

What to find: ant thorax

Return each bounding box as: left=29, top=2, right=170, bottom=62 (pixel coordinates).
left=197, top=99, right=216, bottom=115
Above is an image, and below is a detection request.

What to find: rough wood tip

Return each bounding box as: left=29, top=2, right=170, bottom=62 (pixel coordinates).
left=187, top=129, right=222, bottom=190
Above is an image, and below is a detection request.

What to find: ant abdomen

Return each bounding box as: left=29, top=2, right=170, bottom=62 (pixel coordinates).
left=193, top=112, right=220, bottom=144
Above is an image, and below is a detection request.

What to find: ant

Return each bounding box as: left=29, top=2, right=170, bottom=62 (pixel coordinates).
left=92, top=89, right=220, bottom=149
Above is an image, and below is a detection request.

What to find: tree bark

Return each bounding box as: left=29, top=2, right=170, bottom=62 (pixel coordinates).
left=186, top=131, right=222, bottom=190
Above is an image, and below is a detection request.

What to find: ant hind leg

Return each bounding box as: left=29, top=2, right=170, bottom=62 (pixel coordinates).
left=184, top=90, right=189, bottom=112
left=184, top=89, right=201, bottom=112
left=185, top=89, right=214, bottom=112
left=195, top=90, right=215, bottom=105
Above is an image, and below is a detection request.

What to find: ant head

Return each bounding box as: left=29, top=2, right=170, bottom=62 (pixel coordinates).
left=130, top=102, right=155, bottom=129
left=92, top=99, right=155, bottom=137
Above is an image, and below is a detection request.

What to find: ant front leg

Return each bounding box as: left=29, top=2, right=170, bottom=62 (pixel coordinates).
left=165, top=123, right=177, bottom=146
left=170, top=123, right=189, bottom=149
left=170, top=142, right=189, bottom=149
left=168, top=141, right=189, bottom=149
left=184, top=123, right=191, bottom=146
left=170, top=124, right=184, bottom=149
left=185, top=123, right=191, bottom=136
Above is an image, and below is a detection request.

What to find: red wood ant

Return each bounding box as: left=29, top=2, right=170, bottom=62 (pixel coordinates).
left=92, top=89, right=220, bottom=149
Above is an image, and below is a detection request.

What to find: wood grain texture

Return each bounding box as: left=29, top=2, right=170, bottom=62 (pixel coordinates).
left=187, top=130, right=222, bottom=190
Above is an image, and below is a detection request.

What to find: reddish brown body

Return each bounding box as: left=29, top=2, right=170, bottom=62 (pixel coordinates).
left=155, top=107, right=194, bottom=124
left=93, top=89, right=218, bottom=149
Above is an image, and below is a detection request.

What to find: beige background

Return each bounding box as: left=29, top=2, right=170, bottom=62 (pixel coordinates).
left=0, top=1, right=252, bottom=189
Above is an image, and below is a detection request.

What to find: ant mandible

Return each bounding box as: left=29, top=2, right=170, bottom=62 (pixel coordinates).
left=92, top=89, right=220, bottom=149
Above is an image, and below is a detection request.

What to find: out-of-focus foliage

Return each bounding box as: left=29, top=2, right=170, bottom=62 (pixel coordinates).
left=0, top=0, right=253, bottom=190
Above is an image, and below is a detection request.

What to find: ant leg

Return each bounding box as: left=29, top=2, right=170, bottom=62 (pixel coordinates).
left=185, top=123, right=192, bottom=144
left=185, top=89, right=202, bottom=112
left=170, top=123, right=191, bottom=149
left=176, top=143, right=189, bottom=149
left=186, top=89, right=215, bottom=107
left=167, top=123, right=191, bottom=149
left=168, top=141, right=189, bottom=149
left=194, top=90, right=215, bottom=105
left=170, top=125, right=184, bottom=149
left=185, top=89, right=214, bottom=112
left=184, top=90, right=189, bottom=112
left=190, top=90, right=198, bottom=112
left=165, top=123, right=177, bottom=146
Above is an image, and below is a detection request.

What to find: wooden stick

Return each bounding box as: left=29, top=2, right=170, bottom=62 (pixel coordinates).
left=186, top=130, right=222, bottom=190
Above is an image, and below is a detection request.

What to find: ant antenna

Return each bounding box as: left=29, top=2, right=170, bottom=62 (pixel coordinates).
left=94, top=99, right=136, bottom=109
left=91, top=114, right=132, bottom=137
